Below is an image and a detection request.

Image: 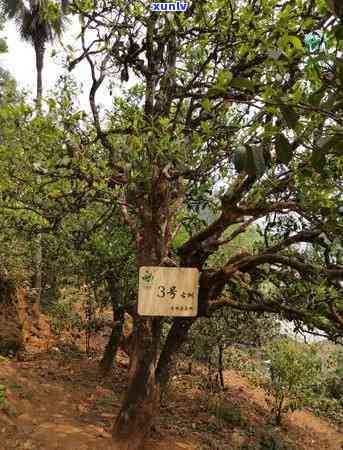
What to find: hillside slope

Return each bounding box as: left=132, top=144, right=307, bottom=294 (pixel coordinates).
left=0, top=350, right=342, bottom=450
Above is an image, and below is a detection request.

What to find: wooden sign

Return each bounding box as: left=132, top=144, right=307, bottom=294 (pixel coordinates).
left=138, top=267, right=199, bottom=317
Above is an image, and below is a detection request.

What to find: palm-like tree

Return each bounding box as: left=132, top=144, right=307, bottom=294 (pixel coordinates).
left=0, top=0, right=69, bottom=299
left=1, top=0, right=69, bottom=107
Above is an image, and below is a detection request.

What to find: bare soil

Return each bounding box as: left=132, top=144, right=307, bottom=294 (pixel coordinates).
left=0, top=348, right=342, bottom=450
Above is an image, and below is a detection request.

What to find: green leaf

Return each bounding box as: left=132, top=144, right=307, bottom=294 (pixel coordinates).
left=280, top=105, right=298, bottom=129
left=336, top=62, right=343, bottom=85
left=208, top=70, right=233, bottom=96
left=289, top=36, right=304, bottom=52
left=217, top=70, right=233, bottom=88
left=201, top=98, right=211, bottom=112
left=275, top=134, right=294, bottom=164
left=0, top=39, right=7, bottom=54
left=317, top=136, right=333, bottom=151
left=47, top=98, right=56, bottom=111
left=233, top=146, right=247, bottom=173
left=200, top=121, right=211, bottom=135
left=317, top=135, right=343, bottom=155
left=230, top=78, right=255, bottom=92
left=311, top=149, right=326, bottom=171
left=308, top=90, right=323, bottom=106
left=334, top=24, right=343, bottom=41
left=208, top=86, right=227, bottom=97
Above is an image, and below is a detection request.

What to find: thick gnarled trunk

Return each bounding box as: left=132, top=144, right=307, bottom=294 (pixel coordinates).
left=112, top=317, right=161, bottom=450
left=112, top=313, right=194, bottom=449
left=112, top=224, right=168, bottom=449
left=112, top=123, right=186, bottom=447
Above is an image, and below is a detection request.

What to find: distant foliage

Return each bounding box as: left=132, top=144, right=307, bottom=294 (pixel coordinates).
left=47, top=295, right=82, bottom=335
left=323, top=347, right=343, bottom=400
left=240, top=427, right=297, bottom=450
left=263, top=339, right=322, bottom=424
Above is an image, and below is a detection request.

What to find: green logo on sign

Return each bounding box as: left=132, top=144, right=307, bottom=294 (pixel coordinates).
left=142, top=270, right=154, bottom=283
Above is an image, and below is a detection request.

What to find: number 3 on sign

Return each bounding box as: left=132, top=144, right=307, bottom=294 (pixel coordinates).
left=158, top=286, right=166, bottom=298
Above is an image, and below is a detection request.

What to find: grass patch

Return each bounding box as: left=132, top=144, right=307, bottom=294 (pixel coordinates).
left=207, top=396, right=246, bottom=428
left=240, top=427, right=298, bottom=450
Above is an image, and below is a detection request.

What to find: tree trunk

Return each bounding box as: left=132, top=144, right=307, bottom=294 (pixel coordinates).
left=32, top=40, right=45, bottom=308
left=99, top=317, right=124, bottom=377
left=218, top=342, right=225, bottom=389
left=99, top=273, right=130, bottom=376
left=111, top=252, right=196, bottom=449
left=187, top=361, right=192, bottom=375
left=35, top=41, right=44, bottom=110
left=112, top=157, right=187, bottom=448
left=32, top=233, right=42, bottom=315
left=275, top=395, right=284, bottom=425
left=112, top=317, right=161, bottom=450
left=99, top=284, right=125, bottom=377
left=111, top=259, right=198, bottom=449
left=156, top=317, right=194, bottom=392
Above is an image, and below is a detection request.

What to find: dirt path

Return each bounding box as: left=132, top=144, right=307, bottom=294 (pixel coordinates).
left=0, top=354, right=342, bottom=450
left=0, top=353, right=199, bottom=450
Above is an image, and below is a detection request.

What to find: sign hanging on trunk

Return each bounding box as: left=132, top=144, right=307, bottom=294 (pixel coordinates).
left=138, top=266, right=199, bottom=316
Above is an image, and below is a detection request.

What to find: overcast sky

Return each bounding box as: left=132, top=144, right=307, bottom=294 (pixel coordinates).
left=0, top=20, right=112, bottom=112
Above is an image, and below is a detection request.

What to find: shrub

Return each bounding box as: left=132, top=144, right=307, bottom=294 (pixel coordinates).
left=0, top=384, right=16, bottom=416
left=0, top=384, right=6, bottom=407
left=313, top=397, right=343, bottom=424
left=0, top=339, right=22, bottom=357
left=325, top=367, right=343, bottom=400
left=263, top=339, right=322, bottom=425
left=48, top=298, right=82, bottom=335
left=240, top=428, right=297, bottom=450
left=207, top=396, right=245, bottom=428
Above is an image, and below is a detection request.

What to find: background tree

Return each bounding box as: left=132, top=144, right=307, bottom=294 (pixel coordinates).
left=187, top=310, right=280, bottom=389
left=0, top=0, right=69, bottom=303
left=263, top=339, right=322, bottom=425
left=0, top=0, right=69, bottom=105
left=63, top=205, right=137, bottom=375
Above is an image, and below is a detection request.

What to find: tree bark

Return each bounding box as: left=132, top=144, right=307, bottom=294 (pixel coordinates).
left=99, top=317, right=124, bottom=377
left=35, top=40, right=44, bottom=110
left=156, top=317, right=194, bottom=392
left=112, top=128, right=187, bottom=448
left=99, top=276, right=124, bottom=377
left=218, top=342, right=225, bottom=389
left=112, top=317, right=162, bottom=450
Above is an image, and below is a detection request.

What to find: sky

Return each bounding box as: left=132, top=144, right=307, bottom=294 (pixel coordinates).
left=1, top=23, right=59, bottom=94
left=0, top=20, right=111, bottom=112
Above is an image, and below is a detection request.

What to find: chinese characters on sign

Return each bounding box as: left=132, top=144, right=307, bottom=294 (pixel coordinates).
left=138, top=267, right=199, bottom=317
